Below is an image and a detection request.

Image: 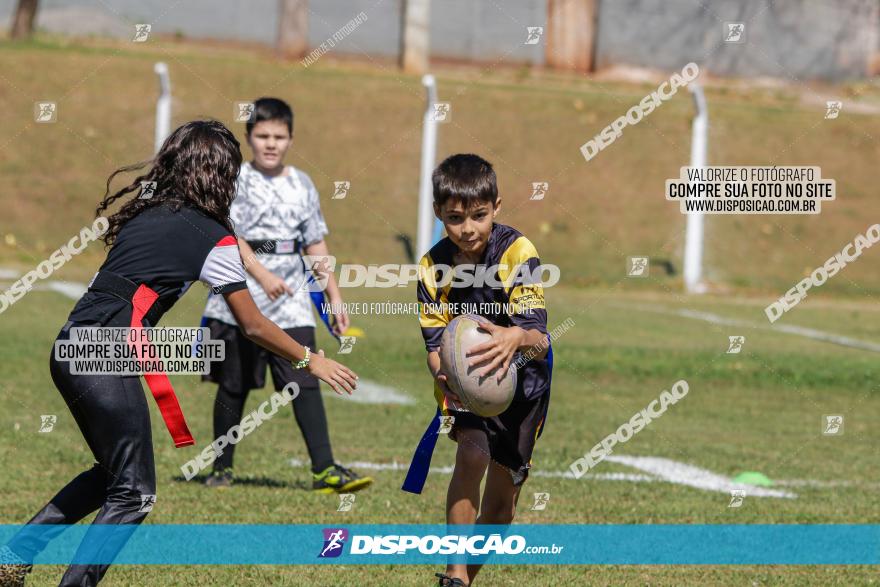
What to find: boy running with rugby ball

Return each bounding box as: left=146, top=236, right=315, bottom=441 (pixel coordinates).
left=412, top=154, right=553, bottom=586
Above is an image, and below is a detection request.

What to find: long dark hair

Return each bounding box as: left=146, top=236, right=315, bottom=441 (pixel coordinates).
left=96, top=120, right=242, bottom=245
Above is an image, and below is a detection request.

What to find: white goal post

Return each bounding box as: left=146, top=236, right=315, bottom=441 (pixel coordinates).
left=154, top=62, right=171, bottom=154
left=683, top=82, right=708, bottom=294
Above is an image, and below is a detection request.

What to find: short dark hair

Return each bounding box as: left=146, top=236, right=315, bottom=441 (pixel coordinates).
left=246, top=97, right=294, bottom=136
left=432, top=154, right=498, bottom=210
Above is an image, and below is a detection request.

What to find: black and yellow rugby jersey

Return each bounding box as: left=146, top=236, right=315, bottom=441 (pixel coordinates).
left=417, top=222, right=550, bottom=401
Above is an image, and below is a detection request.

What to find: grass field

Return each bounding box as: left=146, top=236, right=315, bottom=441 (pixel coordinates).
left=1, top=36, right=879, bottom=586
left=1, top=284, right=878, bottom=585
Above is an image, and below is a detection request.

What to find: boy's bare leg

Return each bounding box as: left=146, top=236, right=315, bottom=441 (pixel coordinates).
left=466, top=460, right=522, bottom=585
left=445, top=429, right=490, bottom=585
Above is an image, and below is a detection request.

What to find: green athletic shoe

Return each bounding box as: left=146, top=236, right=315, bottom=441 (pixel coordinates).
left=312, top=464, right=373, bottom=494
left=204, top=468, right=233, bottom=488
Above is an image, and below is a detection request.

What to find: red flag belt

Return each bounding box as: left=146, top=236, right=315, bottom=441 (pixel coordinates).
left=88, top=271, right=195, bottom=448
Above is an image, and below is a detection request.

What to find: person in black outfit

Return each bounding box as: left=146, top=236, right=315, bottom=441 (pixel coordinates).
left=0, top=121, right=358, bottom=587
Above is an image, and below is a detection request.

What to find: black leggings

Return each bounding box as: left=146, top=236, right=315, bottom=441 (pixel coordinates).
left=12, top=327, right=156, bottom=586
left=212, top=383, right=334, bottom=474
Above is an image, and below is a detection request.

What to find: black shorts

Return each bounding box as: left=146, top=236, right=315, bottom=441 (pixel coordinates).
left=201, top=318, right=319, bottom=393
left=448, top=391, right=550, bottom=486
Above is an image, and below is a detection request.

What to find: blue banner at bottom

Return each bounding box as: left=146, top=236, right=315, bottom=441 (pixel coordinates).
left=1, top=525, right=877, bottom=565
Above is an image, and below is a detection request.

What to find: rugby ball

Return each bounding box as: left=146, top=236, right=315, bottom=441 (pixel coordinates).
left=439, top=314, right=516, bottom=417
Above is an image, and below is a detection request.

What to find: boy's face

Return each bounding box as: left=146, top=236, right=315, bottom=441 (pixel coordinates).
left=434, top=198, right=500, bottom=257
left=246, top=119, right=292, bottom=171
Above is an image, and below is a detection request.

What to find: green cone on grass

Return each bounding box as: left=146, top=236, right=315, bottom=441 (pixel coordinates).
left=732, top=471, right=773, bottom=487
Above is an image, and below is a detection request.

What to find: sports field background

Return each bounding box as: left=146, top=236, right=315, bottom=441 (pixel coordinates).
left=3, top=35, right=880, bottom=294
left=1, top=36, right=879, bottom=585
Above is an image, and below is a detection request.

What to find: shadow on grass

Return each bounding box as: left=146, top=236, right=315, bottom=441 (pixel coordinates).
left=171, top=475, right=311, bottom=490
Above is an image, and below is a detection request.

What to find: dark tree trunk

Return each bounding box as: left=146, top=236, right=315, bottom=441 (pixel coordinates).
left=10, top=0, right=39, bottom=40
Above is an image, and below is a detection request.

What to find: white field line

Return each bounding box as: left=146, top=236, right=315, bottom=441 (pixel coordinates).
left=0, top=280, right=86, bottom=301
left=288, top=455, right=867, bottom=498
left=42, top=281, right=88, bottom=300
left=0, top=269, right=87, bottom=301
left=604, top=455, right=795, bottom=498
left=615, top=302, right=880, bottom=353
left=774, top=478, right=880, bottom=489
left=289, top=458, right=653, bottom=483
left=328, top=378, right=414, bottom=405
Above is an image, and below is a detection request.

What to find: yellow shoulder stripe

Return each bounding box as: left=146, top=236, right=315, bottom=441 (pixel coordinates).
left=497, top=236, right=539, bottom=294
left=419, top=253, right=451, bottom=327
